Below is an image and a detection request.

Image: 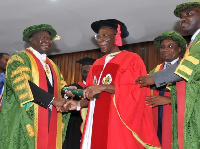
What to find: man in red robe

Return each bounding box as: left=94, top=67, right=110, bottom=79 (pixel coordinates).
left=65, top=19, right=161, bottom=149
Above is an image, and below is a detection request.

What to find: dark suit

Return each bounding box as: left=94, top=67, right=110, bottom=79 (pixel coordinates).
left=153, top=61, right=183, bottom=88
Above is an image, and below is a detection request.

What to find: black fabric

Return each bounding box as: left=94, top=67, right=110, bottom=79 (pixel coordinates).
left=91, top=19, right=129, bottom=38
left=62, top=83, right=83, bottom=149
left=76, top=57, right=96, bottom=66
left=28, top=80, right=54, bottom=108
left=45, top=75, right=54, bottom=126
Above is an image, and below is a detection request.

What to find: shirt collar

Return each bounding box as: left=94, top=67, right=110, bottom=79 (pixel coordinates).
left=29, top=47, right=47, bottom=62
left=191, top=29, right=200, bottom=41
left=106, top=51, right=121, bottom=58
left=164, top=57, right=179, bottom=65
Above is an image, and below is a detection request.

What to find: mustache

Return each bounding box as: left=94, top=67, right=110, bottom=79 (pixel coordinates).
left=180, top=20, right=188, bottom=26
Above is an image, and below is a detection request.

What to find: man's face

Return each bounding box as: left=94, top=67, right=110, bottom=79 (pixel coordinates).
left=160, top=39, right=181, bottom=62
left=96, top=27, right=116, bottom=54
left=81, top=65, right=92, bottom=81
left=0, top=54, right=9, bottom=72
left=29, top=31, right=52, bottom=54
left=180, top=7, right=200, bottom=34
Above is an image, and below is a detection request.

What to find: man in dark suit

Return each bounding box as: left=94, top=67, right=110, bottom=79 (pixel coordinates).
left=147, top=31, right=187, bottom=149
left=63, top=57, right=96, bottom=149
left=135, top=1, right=200, bottom=148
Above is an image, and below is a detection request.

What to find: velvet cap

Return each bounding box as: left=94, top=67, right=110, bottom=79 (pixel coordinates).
left=23, top=24, right=57, bottom=43
left=91, top=19, right=129, bottom=38
left=174, top=0, right=200, bottom=18
left=154, top=31, right=187, bottom=57
left=76, top=57, right=96, bottom=66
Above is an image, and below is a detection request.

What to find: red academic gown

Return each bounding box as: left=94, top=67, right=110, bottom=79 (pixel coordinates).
left=81, top=51, right=161, bottom=149
left=151, top=63, right=172, bottom=149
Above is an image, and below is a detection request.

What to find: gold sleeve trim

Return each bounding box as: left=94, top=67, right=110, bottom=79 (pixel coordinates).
left=26, top=124, right=35, bottom=137
left=15, top=83, right=27, bottom=91
left=19, top=92, right=30, bottom=101
left=11, top=67, right=31, bottom=78
left=7, top=55, right=25, bottom=65
left=184, top=56, right=199, bottom=65
left=13, top=73, right=30, bottom=84
left=113, top=95, right=161, bottom=149
left=176, top=65, right=192, bottom=76
left=174, top=71, right=189, bottom=81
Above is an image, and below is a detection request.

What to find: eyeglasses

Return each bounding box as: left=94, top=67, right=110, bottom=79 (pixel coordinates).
left=94, top=34, right=116, bottom=41
left=38, top=35, right=52, bottom=43
left=160, top=44, right=179, bottom=50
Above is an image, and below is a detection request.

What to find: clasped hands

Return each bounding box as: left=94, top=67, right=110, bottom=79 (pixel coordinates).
left=54, top=85, right=101, bottom=113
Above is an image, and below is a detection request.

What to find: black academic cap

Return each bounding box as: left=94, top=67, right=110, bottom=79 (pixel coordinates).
left=91, top=19, right=129, bottom=38
left=76, top=57, right=96, bottom=66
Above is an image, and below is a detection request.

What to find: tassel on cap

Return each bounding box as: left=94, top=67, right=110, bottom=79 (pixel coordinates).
left=115, top=24, right=122, bottom=46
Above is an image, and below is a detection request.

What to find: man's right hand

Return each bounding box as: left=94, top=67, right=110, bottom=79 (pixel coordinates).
left=135, top=75, right=155, bottom=87
left=64, top=86, right=77, bottom=97
left=51, top=98, right=67, bottom=108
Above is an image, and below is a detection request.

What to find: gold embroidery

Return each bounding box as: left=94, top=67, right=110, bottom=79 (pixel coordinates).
left=15, top=83, right=27, bottom=91
left=184, top=56, right=199, bottom=65
left=177, top=65, right=193, bottom=75
left=19, top=92, right=30, bottom=100
left=7, top=55, right=24, bottom=65
left=26, top=124, right=35, bottom=137
left=113, top=95, right=161, bottom=149
left=13, top=73, right=30, bottom=84
left=11, top=67, right=31, bottom=78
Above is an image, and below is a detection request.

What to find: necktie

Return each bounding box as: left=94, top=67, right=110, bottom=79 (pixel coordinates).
left=165, top=62, right=171, bottom=68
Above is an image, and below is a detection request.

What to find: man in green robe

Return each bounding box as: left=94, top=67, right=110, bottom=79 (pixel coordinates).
left=0, top=24, right=70, bottom=149
left=135, top=1, right=200, bottom=148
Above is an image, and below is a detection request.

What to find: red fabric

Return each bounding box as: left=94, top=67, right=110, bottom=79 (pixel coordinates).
left=25, top=50, right=58, bottom=149
left=78, top=82, right=86, bottom=88
left=152, top=63, right=172, bottom=149
left=46, top=59, right=58, bottom=149
left=176, top=81, right=186, bottom=149
left=82, top=51, right=161, bottom=149
left=115, top=24, right=122, bottom=46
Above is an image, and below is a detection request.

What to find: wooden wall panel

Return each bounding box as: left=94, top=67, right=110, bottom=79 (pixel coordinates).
left=49, top=49, right=103, bottom=85
left=49, top=41, right=163, bottom=85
